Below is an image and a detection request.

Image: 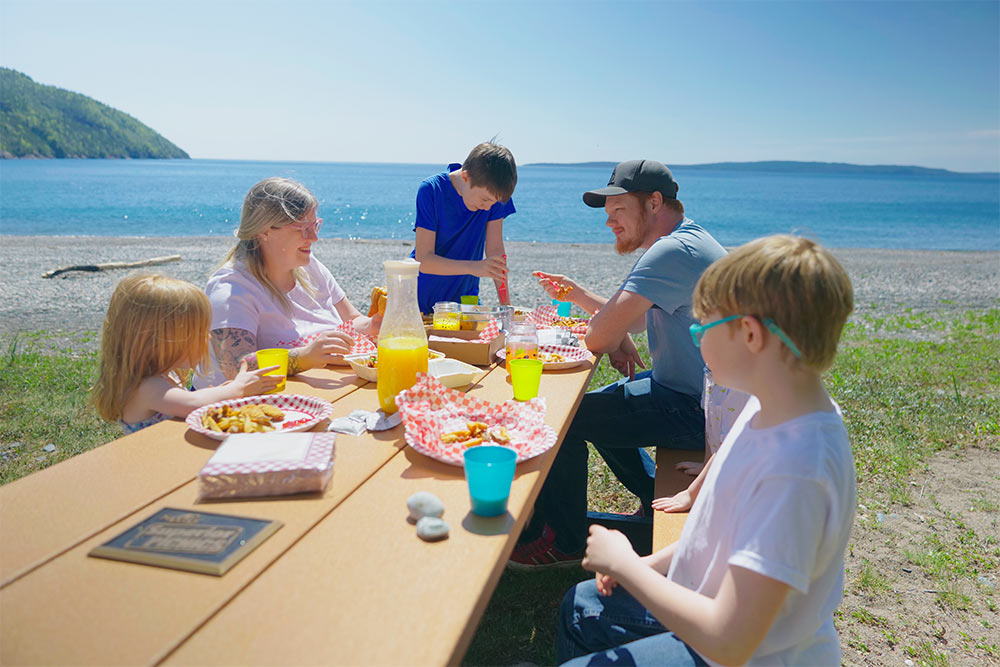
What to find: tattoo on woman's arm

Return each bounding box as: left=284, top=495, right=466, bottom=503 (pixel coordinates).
left=211, top=328, right=258, bottom=380
left=288, top=349, right=305, bottom=376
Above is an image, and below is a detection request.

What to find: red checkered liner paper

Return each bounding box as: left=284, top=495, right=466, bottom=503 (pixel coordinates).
left=395, top=374, right=556, bottom=466
left=186, top=394, right=334, bottom=442
left=276, top=321, right=377, bottom=356
left=198, top=432, right=336, bottom=500
left=498, top=344, right=594, bottom=370
left=528, top=305, right=590, bottom=335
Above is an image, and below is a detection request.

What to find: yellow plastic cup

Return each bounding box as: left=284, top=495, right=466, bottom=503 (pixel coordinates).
left=509, top=358, right=543, bottom=401
left=256, top=348, right=289, bottom=393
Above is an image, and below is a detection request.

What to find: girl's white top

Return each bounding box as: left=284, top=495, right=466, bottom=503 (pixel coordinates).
left=669, top=396, right=856, bottom=666
left=196, top=255, right=346, bottom=387
left=702, top=370, right=751, bottom=454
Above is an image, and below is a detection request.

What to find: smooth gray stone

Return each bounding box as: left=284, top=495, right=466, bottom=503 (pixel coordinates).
left=416, top=516, right=449, bottom=542
left=407, top=491, right=444, bottom=523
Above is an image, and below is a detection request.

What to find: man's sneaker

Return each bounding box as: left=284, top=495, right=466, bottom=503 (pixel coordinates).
left=507, top=526, right=584, bottom=570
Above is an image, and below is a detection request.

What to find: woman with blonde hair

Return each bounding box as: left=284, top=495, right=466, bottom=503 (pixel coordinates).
left=92, top=274, right=279, bottom=433
left=197, top=177, right=379, bottom=387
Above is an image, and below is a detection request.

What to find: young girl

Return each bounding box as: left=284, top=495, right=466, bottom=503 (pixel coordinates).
left=92, top=274, right=280, bottom=434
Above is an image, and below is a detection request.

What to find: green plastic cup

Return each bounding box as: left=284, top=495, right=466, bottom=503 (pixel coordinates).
left=509, top=358, right=543, bottom=401
left=460, top=295, right=480, bottom=305
left=255, top=348, right=289, bottom=393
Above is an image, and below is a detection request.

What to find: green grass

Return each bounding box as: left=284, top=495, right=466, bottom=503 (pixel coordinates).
left=2, top=309, right=999, bottom=666
left=0, top=333, right=120, bottom=485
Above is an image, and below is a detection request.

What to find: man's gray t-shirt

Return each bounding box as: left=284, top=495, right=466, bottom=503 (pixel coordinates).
left=621, top=219, right=726, bottom=396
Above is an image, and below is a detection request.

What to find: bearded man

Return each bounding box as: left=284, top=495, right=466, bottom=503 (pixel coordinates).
left=510, top=160, right=727, bottom=568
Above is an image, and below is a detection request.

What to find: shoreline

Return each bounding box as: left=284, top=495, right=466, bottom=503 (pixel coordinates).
left=1, top=236, right=997, bottom=350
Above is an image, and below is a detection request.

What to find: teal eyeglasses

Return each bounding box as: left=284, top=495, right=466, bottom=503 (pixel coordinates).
left=688, top=315, right=802, bottom=359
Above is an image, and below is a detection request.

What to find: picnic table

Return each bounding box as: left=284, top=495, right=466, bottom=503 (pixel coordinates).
left=0, top=356, right=596, bottom=665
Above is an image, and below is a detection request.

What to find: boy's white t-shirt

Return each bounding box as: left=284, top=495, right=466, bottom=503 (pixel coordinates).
left=702, top=369, right=751, bottom=454
left=196, top=255, right=347, bottom=387
left=668, top=396, right=856, bottom=666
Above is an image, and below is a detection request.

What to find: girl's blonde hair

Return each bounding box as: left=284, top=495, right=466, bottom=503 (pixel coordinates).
left=91, top=274, right=211, bottom=421
left=692, top=235, right=854, bottom=371
left=221, top=177, right=319, bottom=311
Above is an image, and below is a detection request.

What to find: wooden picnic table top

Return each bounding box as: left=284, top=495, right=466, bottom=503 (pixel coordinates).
left=0, top=355, right=597, bottom=666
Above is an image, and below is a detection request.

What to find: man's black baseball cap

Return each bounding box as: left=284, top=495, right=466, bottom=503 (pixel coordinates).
left=582, top=159, right=679, bottom=208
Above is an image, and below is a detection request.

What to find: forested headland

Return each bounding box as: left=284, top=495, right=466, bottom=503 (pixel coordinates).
left=0, top=68, right=188, bottom=159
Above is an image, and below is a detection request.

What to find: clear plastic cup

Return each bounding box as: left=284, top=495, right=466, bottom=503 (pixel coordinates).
left=463, top=445, right=517, bottom=516
left=255, top=348, right=289, bottom=393
left=509, top=358, right=543, bottom=401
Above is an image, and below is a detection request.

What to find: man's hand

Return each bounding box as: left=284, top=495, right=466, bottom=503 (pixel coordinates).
left=532, top=271, right=579, bottom=301
left=607, top=334, right=645, bottom=380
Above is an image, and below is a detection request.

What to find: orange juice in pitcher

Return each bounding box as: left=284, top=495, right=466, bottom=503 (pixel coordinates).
left=376, top=259, right=428, bottom=414
left=377, top=337, right=428, bottom=413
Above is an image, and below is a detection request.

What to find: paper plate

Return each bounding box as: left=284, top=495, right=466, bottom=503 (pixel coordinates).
left=186, top=394, right=334, bottom=441
left=496, top=344, right=594, bottom=370
left=395, top=374, right=557, bottom=466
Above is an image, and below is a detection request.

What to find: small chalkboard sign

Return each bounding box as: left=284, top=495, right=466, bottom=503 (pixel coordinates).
left=88, top=507, right=282, bottom=576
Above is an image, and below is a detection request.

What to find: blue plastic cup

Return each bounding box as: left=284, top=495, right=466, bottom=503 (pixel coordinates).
left=463, top=445, right=517, bottom=517
left=552, top=299, right=572, bottom=317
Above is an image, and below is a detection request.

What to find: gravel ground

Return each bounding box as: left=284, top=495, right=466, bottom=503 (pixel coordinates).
left=1, top=235, right=997, bottom=352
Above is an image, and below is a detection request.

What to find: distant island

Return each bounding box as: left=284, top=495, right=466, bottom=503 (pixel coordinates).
left=0, top=68, right=189, bottom=159
left=526, top=160, right=998, bottom=178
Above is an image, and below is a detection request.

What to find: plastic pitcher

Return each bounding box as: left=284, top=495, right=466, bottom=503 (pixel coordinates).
left=377, top=259, right=429, bottom=413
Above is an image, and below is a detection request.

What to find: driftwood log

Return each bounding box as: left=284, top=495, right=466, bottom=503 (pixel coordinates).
left=42, top=255, right=182, bottom=279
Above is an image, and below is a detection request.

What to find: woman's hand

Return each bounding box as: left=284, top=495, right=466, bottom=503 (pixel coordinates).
left=294, top=330, right=355, bottom=372
left=230, top=360, right=281, bottom=395
left=532, top=271, right=579, bottom=301
left=651, top=489, right=693, bottom=513
left=475, top=254, right=508, bottom=281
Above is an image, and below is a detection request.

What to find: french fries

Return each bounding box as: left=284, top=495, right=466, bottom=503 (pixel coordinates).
left=538, top=352, right=566, bottom=363
left=440, top=421, right=511, bottom=448
left=201, top=403, right=285, bottom=434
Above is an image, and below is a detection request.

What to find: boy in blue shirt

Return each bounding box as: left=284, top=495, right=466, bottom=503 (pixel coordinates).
left=410, top=142, right=517, bottom=313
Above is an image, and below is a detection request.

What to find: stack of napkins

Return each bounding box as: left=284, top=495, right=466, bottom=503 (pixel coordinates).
left=198, top=432, right=336, bottom=500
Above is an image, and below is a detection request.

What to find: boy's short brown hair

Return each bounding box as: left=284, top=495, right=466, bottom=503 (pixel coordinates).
left=463, top=142, right=517, bottom=203
left=692, top=235, right=854, bottom=371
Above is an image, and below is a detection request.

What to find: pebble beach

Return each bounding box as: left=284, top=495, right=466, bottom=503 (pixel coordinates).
left=1, top=235, right=997, bottom=352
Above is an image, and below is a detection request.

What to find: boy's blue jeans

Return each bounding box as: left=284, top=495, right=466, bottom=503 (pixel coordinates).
left=530, top=371, right=704, bottom=553
left=558, top=579, right=706, bottom=666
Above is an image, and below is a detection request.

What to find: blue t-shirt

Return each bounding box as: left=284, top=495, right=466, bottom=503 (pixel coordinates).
left=621, top=219, right=726, bottom=396
left=410, top=163, right=516, bottom=313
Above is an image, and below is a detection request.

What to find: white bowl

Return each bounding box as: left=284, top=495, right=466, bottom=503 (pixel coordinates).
left=428, top=357, right=480, bottom=388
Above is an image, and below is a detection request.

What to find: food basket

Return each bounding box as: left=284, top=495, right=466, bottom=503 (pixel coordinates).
left=395, top=374, right=556, bottom=466
left=344, top=350, right=445, bottom=383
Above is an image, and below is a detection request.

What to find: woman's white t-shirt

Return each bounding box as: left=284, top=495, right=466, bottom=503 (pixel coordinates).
left=196, top=255, right=347, bottom=387
left=668, top=396, right=856, bottom=666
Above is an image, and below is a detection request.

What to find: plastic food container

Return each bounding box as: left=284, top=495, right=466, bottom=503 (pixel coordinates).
left=428, top=357, right=480, bottom=388
left=346, top=351, right=444, bottom=383
left=459, top=305, right=492, bottom=331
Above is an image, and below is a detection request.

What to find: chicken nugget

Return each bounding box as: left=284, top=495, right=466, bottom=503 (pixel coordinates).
left=259, top=404, right=285, bottom=421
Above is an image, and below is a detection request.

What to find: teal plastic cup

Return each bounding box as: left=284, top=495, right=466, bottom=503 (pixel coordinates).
left=463, top=445, right=517, bottom=517
left=552, top=299, right=572, bottom=317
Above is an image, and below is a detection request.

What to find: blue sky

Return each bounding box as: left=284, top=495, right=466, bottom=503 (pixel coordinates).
left=2, top=0, right=998, bottom=172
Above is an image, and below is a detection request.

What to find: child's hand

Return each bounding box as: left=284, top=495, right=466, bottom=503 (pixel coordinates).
left=595, top=572, right=618, bottom=597
left=581, top=525, right=638, bottom=576
left=675, top=460, right=704, bottom=476
left=651, top=489, right=693, bottom=513
left=301, top=330, right=354, bottom=368
left=532, top=271, right=578, bottom=301
left=232, top=360, right=281, bottom=396
left=477, top=255, right=508, bottom=281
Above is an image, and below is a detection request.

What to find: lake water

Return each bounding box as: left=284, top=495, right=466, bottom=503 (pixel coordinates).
left=0, top=159, right=997, bottom=250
